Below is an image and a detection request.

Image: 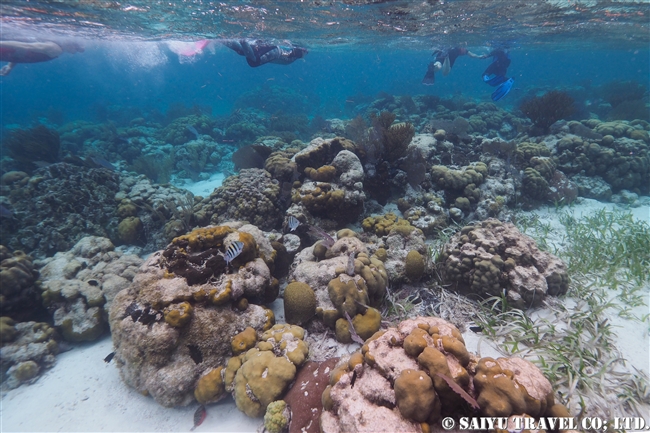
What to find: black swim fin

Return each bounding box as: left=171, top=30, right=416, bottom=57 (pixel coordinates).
left=491, top=78, right=514, bottom=101
left=422, top=62, right=436, bottom=85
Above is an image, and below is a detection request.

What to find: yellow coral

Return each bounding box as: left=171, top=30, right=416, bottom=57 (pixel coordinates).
left=172, top=226, right=234, bottom=251
left=394, top=369, right=440, bottom=423
left=194, top=366, right=226, bottom=404
left=405, top=250, right=425, bottom=281
left=283, top=281, right=316, bottom=326
left=118, top=216, right=142, bottom=244
left=233, top=349, right=297, bottom=417
left=304, top=165, right=336, bottom=182
left=163, top=301, right=193, bottom=327
left=232, top=327, right=257, bottom=355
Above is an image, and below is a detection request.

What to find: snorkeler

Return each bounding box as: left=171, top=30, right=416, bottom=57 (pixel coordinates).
left=0, top=40, right=84, bottom=76
left=479, top=48, right=514, bottom=102
left=422, top=47, right=482, bottom=85
left=219, top=39, right=307, bottom=67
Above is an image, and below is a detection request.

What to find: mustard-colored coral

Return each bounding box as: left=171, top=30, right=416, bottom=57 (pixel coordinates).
left=304, top=165, right=336, bottom=182
left=430, top=162, right=487, bottom=191
left=283, top=282, right=316, bottom=326
left=362, top=213, right=413, bottom=236
left=394, top=369, right=440, bottom=423
left=335, top=307, right=382, bottom=343
left=473, top=357, right=527, bottom=417
left=163, top=301, right=193, bottom=328
left=0, top=316, right=17, bottom=342
left=118, top=216, right=142, bottom=244
left=404, top=250, right=425, bottom=281
left=233, top=349, right=296, bottom=417
left=194, top=366, right=226, bottom=404
left=232, top=327, right=258, bottom=355
left=171, top=226, right=234, bottom=250
left=328, top=276, right=370, bottom=319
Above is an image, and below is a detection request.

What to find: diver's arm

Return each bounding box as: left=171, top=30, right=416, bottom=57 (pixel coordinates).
left=466, top=51, right=486, bottom=59
left=0, top=62, right=16, bottom=76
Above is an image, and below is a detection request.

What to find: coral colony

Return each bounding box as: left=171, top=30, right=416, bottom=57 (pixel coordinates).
left=1, top=26, right=648, bottom=432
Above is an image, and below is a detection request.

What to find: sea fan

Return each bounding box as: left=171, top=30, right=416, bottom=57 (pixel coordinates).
left=435, top=372, right=480, bottom=410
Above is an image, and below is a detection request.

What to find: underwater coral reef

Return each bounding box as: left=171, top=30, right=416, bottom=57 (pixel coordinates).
left=1, top=88, right=649, bottom=432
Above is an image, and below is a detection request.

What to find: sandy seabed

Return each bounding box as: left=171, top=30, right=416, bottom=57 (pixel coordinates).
left=1, top=198, right=648, bottom=432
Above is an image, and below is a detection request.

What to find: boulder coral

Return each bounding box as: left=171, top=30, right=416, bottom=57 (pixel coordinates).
left=109, top=226, right=276, bottom=407
left=0, top=246, right=47, bottom=322
left=289, top=234, right=388, bottom=343
left=0, top=320, right=60, bottom=389
left=193, top=169, right=285, bottom=231
left=554, top=132, right=649, bottom=194
left=295, top=149, right=366, bottom=225
left=39, top=236, right=143, bottom=342
left=438, top=219, right=569, bottom=308
left=320, top=316, right=561, bottom=433
left=224, top=324, right=309, bottom=417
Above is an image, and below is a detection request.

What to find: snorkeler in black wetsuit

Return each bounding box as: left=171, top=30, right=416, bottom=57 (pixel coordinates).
left=220, top=39, right=308, bottom=67
left=479, top=48, right=514, bottom=101
left=422, top=47, right=482, bottom=85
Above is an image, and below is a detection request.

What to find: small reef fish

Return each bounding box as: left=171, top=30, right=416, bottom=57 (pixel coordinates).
left=0, top=204, right=14, bottom=219
left=190, top=405, right=207, bottom=431
left=32, top=160, right=52, bottom=168
left=346, top=251, right=356, bottom=276
left=287, top=215, right=300, bottom=232
left=186, top=124, right=200, bottom=140
left=187, top=344, right=203, bottom=364
left=224, top=241, right=244, bottom=265
left=308, top=225, right=335, bottom=248
left=88, top=156, right=115, bottom=171
left=104, top=352, right=115, bottom=363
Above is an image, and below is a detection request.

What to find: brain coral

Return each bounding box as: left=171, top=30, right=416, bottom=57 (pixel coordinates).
left=193, top=169, right=284, bottom=231
left=438, top=219, right=569, bottom=308
left=320, top=316, right=560, bottom=433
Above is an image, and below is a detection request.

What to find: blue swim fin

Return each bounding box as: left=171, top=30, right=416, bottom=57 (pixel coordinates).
left=483, top=74, right=507, bottom=87
left=491, top=78, right=514, bottom=101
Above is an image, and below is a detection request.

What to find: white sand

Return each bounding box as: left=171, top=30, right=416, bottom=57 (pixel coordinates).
left=173, top=172, right=225, bottom=197
left=1, top=198, right=648, bottom=431
left=0, top=335, right=262, bottom=432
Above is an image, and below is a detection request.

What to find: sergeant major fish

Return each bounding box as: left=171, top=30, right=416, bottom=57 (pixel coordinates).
left=287, top=215, right=300, bottom=232
left=223, top=241, right=244, bottom=265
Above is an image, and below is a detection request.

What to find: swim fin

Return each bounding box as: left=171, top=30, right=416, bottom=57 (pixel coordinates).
left=441, top=56, right=451, bottom=76
left=483, top=74, right=507, bottom=87
left=491, top=78, right=514, bottom=101
left=422, top=62, right=436, bottom=85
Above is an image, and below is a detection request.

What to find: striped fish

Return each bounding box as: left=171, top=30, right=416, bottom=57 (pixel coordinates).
left=224, top=241, right=244, bottom=265
left=287, top=215, right=300, bottom=232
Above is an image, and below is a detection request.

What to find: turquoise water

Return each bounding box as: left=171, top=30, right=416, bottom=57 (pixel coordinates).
left=1, top=46, right=648, bottom=124
left=0, top=1, right=649, bottom=431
